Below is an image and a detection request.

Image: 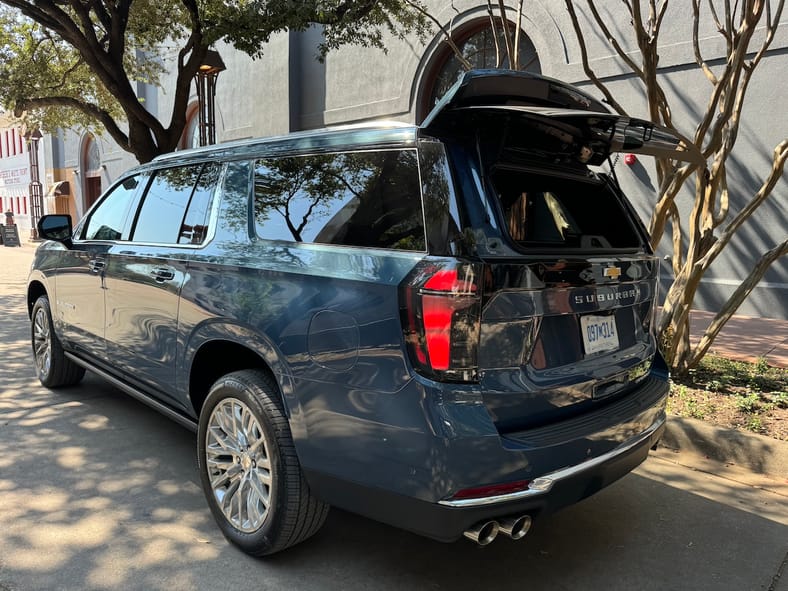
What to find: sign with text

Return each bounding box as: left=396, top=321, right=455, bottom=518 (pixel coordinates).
left=1, top=224, right=21, bottom=247
left=0, top=167, right=30, bottom=187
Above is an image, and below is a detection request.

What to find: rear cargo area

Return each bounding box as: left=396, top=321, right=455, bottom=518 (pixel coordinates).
left=475, top=163, right=660, bottom=433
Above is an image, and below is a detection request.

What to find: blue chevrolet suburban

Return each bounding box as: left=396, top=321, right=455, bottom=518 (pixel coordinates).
left=28, top=70, right=699, bottom=555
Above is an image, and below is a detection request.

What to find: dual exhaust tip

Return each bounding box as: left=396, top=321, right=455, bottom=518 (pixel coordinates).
left=463, top=515, right=532, bottom=546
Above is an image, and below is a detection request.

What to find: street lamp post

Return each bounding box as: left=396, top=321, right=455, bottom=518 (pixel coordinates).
left=25, top=129, right=43, bottom=240
left=195, top=49, right=226, bottom=146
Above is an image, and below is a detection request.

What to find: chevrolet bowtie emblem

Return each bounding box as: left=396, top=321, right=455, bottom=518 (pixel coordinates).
left=603, top=265, right=622, bottom=280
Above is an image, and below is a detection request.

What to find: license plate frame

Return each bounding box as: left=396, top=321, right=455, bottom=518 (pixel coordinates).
left=580, top=314, right=620, bottom=355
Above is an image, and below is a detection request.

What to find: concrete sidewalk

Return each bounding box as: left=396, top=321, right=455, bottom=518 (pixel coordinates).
left=690, top=310, right=788, bottom=369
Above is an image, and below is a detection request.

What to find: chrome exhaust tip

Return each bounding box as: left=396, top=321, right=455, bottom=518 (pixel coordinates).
left=463, top=520, right=499, bottom=546
left=498, top=515, right=532, bottom=540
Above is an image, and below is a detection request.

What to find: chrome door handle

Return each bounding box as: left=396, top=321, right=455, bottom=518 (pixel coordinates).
left=88, top=259, right=105, bottom=273
left=151, top=268, right=175, bottom=282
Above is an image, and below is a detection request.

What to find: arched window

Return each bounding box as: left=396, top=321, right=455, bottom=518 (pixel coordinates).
left=85, top=136, right=101, bottom=172
left=418, top=20, right=541, bottom=122
left=179, top=104, right=200, bottom=150
left=82, top=134, right=103, bottom=209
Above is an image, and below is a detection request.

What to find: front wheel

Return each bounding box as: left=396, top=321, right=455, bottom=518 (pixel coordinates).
left=197, top=370, right=328, bottom=556
left=31, top=295, right=85, bottom=388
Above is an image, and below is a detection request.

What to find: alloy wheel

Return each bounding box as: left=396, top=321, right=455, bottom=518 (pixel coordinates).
left=205, top=397, right=273, bottom=532
left=33, top=307, right=52, bottom=379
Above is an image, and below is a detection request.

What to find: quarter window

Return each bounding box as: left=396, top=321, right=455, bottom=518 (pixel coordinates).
left=82, top=175, right=141, bottom=241
left=253, top=150, right=425, bottom=251
left=179, top=165, right=219, bottom=244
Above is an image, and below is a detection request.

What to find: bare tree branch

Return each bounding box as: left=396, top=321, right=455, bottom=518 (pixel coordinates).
left=563, top=0, right=629, bottom=115
left=486, top=0, right=502, bottom=67
left=697, top=138, right=788, bottom=271
left=711, top=167, right=729, bottom=227
left=655, top=0, right=669, bottom=34
left=693, top=0, right=718, bottom=84
left=687, top=237, right=788, bottom=368
left=585, top=0, right=645, bottom=78
left=496, top=0, right=515, bottom=67
left=403, top=0, right=472, bottom=70
left=512, top=0, right=524, bottom=70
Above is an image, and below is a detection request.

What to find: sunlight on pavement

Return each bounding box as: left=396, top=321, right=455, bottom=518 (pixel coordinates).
left=56, top=446, right=88, bottom=469
left=78, top=414, right=112, bottom=430
left=636, top=457, right=788, bottom=526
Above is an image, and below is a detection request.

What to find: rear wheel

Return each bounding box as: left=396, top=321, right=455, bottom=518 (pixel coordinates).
left=31, top=295, right=85, bottom=388
left=197, top=370, right=328, bottom=556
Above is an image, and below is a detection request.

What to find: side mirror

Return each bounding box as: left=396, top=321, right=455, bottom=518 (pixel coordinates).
left=38, top=214, right=73, bottom=246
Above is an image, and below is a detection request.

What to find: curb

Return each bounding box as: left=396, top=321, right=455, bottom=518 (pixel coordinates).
left=661, top=414, right=788, bottom=479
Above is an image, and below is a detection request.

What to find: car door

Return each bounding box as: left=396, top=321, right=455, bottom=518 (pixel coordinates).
left=54, top=175, right=143, bottom=360
left=104, top=162, right=219, bottom=403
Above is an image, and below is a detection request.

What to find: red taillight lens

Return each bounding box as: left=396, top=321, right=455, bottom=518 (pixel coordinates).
left=401, top=262, right=482, bottom=382
left=424, top=269, right=477, bottom=293
left=422, top=295, right=452, bottom=370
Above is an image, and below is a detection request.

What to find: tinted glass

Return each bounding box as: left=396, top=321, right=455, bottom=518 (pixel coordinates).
left=492, top=168, right=641, bottom=249
left=253, top=150, right=425, bottom=251
left=83, top=176, right=140, bottom=241
left=179, top=164, right=219, bottom=244
left=38, top=215, right=72, bottom=240
left=132, top=165, right=203, bottom=244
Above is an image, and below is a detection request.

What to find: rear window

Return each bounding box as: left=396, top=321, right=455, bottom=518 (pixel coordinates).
left=490, top=167, right=642, bottom=250
left=253, top=149, right=426, bottom=252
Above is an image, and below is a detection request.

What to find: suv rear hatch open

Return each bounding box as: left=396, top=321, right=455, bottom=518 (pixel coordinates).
left=422, top=69, right=703, bottom=166
left=416, top=70, right=701, bottom=433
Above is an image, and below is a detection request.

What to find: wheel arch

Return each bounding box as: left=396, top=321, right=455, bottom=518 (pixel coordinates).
left=184, top=329, right=302, bottom=438
left=27, top=280, right=48, bottom=319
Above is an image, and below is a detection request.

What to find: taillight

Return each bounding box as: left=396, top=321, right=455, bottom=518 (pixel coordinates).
left=400, top=261, right=482, bottom=382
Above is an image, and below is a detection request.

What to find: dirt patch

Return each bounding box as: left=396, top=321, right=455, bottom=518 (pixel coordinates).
left=668, top=356, right=788, bottom=441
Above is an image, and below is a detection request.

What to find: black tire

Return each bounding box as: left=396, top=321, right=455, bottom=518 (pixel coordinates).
left=31, top=295, right=86, bottom=388
left=197, top=369, right=329, bottom=556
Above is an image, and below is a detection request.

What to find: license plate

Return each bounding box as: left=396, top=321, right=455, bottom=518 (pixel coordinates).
left=580, top=314, right=620, bottom=355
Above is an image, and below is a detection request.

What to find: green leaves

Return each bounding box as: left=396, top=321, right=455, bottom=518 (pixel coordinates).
left=0, top=0, right=428, bottom=161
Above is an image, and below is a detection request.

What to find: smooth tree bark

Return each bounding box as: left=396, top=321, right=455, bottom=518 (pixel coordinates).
left=564, top=0, right=786, bottom=374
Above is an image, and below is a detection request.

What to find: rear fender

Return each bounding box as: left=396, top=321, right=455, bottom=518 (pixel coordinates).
left=181, top=321, right=304, bottom=439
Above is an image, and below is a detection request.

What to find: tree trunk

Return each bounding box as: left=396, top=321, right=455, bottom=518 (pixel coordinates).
left=564, top=0, right=786, bottom=375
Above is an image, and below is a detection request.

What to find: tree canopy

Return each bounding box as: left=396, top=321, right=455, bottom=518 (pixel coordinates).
left=0, top=0, right=428, bottom=162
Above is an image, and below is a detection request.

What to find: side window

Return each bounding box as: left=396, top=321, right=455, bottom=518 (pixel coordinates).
left=253, top=150, right=425, bottom=251
left=83, top=175, right=141, bottom=241
left=131, top=163, right=218, bottom=244
left=179, top=164, right=220, bottom=244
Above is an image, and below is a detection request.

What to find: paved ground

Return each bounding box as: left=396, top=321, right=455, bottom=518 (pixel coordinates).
left=690, top=310, right=788, bottom=369
left=2, top=243, right=787, bottom=591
